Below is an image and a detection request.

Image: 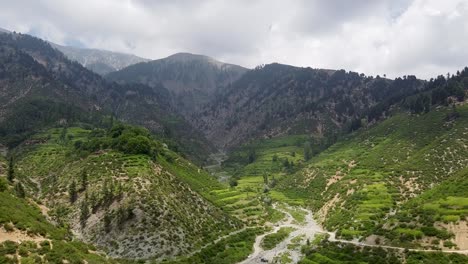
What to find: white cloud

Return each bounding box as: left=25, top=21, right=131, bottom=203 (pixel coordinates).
left=0, top=0, right=467, bottom=79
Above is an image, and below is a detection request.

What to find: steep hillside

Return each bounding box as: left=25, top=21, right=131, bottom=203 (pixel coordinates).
left=0, top=32, right=214, bottom=163
left=299, top=240, right=468, bottom=264
left=51, top=43, right=150, bottom=75
left=0, top=159, right=118, bottom=264
left=11, top=124, right=240, bottom=260
left=106, top=52, right=247, bottom=115
left=277, top=102, right=468, bottom=249
left=194, top=63, right=424, bottom=149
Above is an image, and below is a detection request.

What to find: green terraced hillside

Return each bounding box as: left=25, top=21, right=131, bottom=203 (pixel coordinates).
left=0, top=159, right=119, bottom=264
left=278, top=104, right=468, bottom=249
left=9, top=124, right=241, bottom=261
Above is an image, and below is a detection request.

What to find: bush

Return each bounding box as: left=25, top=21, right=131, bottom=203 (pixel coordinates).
left=14, top=182, right=26, bottom=198
left=0, top=240, right=18, bottom=255
left=77, top=124, right=158, bottom=157
left=443, top=240, right=456, bottom=249
left=4, top=223, right=14, bottom=232
left=0, top=178, right=8, bottom=192
left=229, top=178, right=238, bottom=187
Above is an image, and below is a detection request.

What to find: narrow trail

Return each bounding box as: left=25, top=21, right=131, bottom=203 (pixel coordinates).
left=238, top=204, right=468, bottom=264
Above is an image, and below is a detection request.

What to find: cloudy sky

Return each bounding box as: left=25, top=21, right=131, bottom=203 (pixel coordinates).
left=1, top=0, right=467, bottom=79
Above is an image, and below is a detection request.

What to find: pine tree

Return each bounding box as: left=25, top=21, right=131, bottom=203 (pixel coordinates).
left=104, top=212, right=112, bottom=233
left=248, top=148, right=256, bottom=163
left=263, top=173, right=269, bottom=185
left=69, top=181, right=77, bottom=203
left=270, top=175, right=277, bottom=188
left=14, top=182, right=25, bottom=198
left=80, top=199, right=89, bottom=228
left=59, top=126, right=68, bottom=144
left=80, top=170, right=88, bottom=191
left=102, top=180, right=112, bottom=205
left=109, top=115, right=114, bottom=129
left=7, top=157, right=14, bottom=182
left=304, top=141, right=312, bottom=161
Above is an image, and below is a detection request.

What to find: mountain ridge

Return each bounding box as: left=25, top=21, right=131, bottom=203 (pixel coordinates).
left=50, top=43, right=150, bottom=75
left=1, top=29, right=468, bottom=264
left=193, top=63, right=424, bottom=149
left=106, top=52, right=248, bottom=117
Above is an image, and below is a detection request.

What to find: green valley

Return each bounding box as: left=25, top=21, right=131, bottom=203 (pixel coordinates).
left=0, top=20, right=468, bottom=264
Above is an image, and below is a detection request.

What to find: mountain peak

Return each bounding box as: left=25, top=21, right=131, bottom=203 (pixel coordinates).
left=164, top=52, right=241, bottom=69
left=0, top=27, right=10, bottom=34
left=167, top=52, right=207, bottom=60
left=50, top=43, right=150, bottom=75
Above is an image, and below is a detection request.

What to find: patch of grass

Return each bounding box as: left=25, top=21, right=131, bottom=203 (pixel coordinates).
left=288, top=234, right=305, bottom=249
left=165, top=228, right=264, bottom=264
left=0, top=191, right=67, bottom=239
left=312, top=233, right=329, bottom=245
left=273, top=252, right=293, bottom=264
left=300, top=241, right=468, bottom=264
left=0, top=189, right=116, bottom=263
left=277, top=105, right=468, bottom=244
left=12, top=125, right=241, bottom=259
left=266, top=206, right=285, bottom=223
left=261, top=227, right=295, bottom=250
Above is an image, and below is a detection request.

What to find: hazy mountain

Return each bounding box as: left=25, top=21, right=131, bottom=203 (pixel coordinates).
left=106, top=52, right=248, bottom=115
left=51, top=43, right=150, bottom=75
left=0, top=32, right=214, bottom=162
left=0, top=30, right=237, bottom=261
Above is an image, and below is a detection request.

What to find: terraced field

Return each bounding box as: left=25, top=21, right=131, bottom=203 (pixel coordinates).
left=277, top=104, right=468, bottom=249
left=11, top=125, right=241, bottom=260
left=208, top=135, right=313, bottom=225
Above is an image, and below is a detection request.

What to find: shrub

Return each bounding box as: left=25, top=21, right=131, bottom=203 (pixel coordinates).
left=0, top=240, right=18, bottom=255
left=0, top=178, right=8, bottom=192
left=4, top=223, right=14, bottom=232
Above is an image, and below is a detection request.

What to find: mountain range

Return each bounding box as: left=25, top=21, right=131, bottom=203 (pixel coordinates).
left=51, top=43, right=150, bottom=75
left=0, top=28, right=467, bottom=264
left=106, top=52, right=247, bottom=117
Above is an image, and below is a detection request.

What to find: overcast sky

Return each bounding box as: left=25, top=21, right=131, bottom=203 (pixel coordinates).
left=1, top=0, right=467, bottom=79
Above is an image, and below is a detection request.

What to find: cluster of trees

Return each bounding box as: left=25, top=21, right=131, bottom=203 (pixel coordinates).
left=78, top=179, right=124, bottom=229
left=301, top=241, right=401, bottom=264
left=405, top=74, right=466, bottom=114
left=0, top=99, right=94, bottom=148
left=303, top=141, right=312, bottom=161
left=247, top=148, right=256, bottom=164
left=75, top=124, right=159, bottom=158
left=68, top=170, right=89, bottom=204
left=352, top=69, right=467, bottom=128
left=4, top=156, right=26, bottom=198
left=404, top=93, right=431, bottom=114
left=103, top=205, right=135, bottom=233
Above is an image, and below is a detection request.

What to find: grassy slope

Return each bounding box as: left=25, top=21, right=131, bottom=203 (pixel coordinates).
left=0, top=167, right=117, bottom=263
left=299, top=241, right=468, bottom=264
left=211, top=135, right=311, bottom=226
left=261, top=227, right=296, bottom=250
left=278, top=104, right=468, bottom=247
left=164, top=228, right=264, bottom=264
left=12, top=126, right=241, bottom=260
